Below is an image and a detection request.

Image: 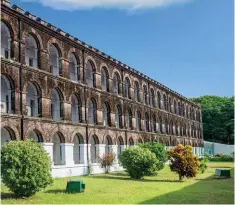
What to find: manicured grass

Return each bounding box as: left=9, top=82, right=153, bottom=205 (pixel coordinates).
left=1, top=162, right=234, bottom=204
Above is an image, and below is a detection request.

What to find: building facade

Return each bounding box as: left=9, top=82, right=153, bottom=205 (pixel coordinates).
left=1, top=0, right=204, bottom=177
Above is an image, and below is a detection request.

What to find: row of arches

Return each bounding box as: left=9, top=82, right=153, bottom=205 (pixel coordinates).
left=1, top=75, right=202, bottom=138
left=1, top=21, right=200, bottom=122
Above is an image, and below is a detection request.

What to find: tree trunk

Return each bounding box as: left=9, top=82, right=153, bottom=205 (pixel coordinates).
left=179, top=174, right=183, bottom=181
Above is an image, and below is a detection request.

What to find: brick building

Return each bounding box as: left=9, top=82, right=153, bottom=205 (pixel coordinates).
left=1, top=0, right=204, bottom=177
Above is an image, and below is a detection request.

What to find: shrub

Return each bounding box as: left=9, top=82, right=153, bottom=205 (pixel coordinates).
left=199, top=158, right=208, bottom=174
left=100, top=152, right=116, bottom=173
left=119, top=146, right=158, bottom=179
left=1, top=139, right=53, bottom=197
left=168, top=144, right=200, bottom=181
left=138, top=142, right=168, bottom=171
left=215, top=153, right=223, bottom=157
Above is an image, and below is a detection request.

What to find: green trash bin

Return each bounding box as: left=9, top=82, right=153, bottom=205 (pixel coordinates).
left=66, top=180, right=86, bottom=193
left=215, top=169, right=231, bottom=178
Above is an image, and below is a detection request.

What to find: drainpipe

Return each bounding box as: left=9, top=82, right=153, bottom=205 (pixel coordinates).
left=18, top=16, right=24, bottom=141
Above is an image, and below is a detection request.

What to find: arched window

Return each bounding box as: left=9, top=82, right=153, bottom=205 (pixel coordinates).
left=169, top=97, right=173, bottom=113
left=182, top=103, right=185, bottom=117
left=52, top=132, right=65, bottom=165
left=1, top=21, right=11, bottom=59
left=143, top=85, right=148, bottom=105
left=145, top=112, right=150, bottom=132
left=129, top=137, right=134, bottom=146
left=49, top=44, right=61, bottom=76
left=163, top=94, right=168, bottom=111
left=124, top=78, right=131, bottom=99
left=115, top=105, right=122, bottom=128
left=1, top=127, right=15, bottom=146
left=151, top=114, right=156, bottom=132
left=51, top=88, right=63, bottom=121
left=91, top=135, right=99, bottom=163
left=26, top=82, right=42, bottom=117
left=28, top=130, right=43, bottom=142
left=117, top=136, right=124, bottom=156
left=159, top=116, right=163, bottom=133
left=186, top=105, right=189, bottom=118
left=101, top=67, right=109, bottom=92
left=183, top=125, right=187, bottom=136
left=126, top=108, right=132, bottom=129
left=113, top=72, right=121, bottom=94
left=157, top=91, right=161, bottom=109
left=169, top=121, right=174, bottom=135
left=73, top=134, right=84, bottom=164
left=136, top=110, right=141, bottom=131
left=178, top=102, right=181, bottom=116
left=1, top=75, right=15, bottom=114
left=165, top=118, right=169, bottom=134
left=150, top=89, right=155, bottom=107
left=105, top=136, right=112, bottom=154
left=134, top=81, right=140, bottom=102
left=174, top=100, right=177, bottom=114
left=25, top=34, right=38, bottom=68
left=88, top=99, right=97, bottom=124
left=103, top=102, right=111, bottom=126
left=71, top=94, right=82, bottom=123
left=69, top=53, right=80, bottom=82
left=175, top=122, right=179, bottom=136
left=86, top=60, right=96, bottom=87
left=138, top=138, right=143, bottom=144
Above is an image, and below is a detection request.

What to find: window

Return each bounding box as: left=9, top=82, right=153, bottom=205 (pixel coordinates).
left=91, top=135, right=99, bottom=163
left=126, top=108, right=132, bottom=129
left=136, top=110, right=141, bottom=131
left=150, top=89, right=155, bottom=107
left=101, top=67, right=109, bottom=91
left=73, top=134, right=84, bottom=164
left=1, top=21, right=11, bottom=59
left=124, top=78, right=131, bottom=99
left=178, top=102, right=181, bottom=116
left=1, top=127, right=15, bottom=146
left=71, top=94, right=81, bottom=123
left=26, top=82, right=41, bottom=117
left=174, top=100, right=177, bottom=114
left=117, top=136, right=124, bottom=156
left=157, top=92, right=161, bottom=109
left=129, top=137, right=134, bottom=146
left=28, top=130, right=43, bottom=143
left=165, top=119, right=169, bottom=134
left=169, top=121, right=174, bottom=135
left=51, top=88, right=63, bottom=121
left=1, top=75, right=15, bottom=114
left=134, top=81, right=140, bottom=102
left=49, top=44, right=61, bottom=76
left=86, top=60, right=96, bottom=87
left=159, top=117, right=163, bottom=133
left=143, top=85, right=148, bottom=105
left=145, top=113, right=149, bottom=132
left=53, top=133, right=65, bottom=165
left=151, top=114, right=156, bottom=132
left=175, top=123, right=179, bottom=136
left=69, top=53, right=79, bottom=82
left=115, top=105, right=122, bottom=128
left=113, top=72, right=121, bottom=94
left=88, top=99, right=97, bottom=124
left=103, top=102, right=111, bottom=126
left=163, top=94, right=168, bottom=111
left=105, top=136, right=112, bottom=154
left=182, top=104, right=185, bottom=117
left=25, top=34, right=38, bottom=68
left=169, top=97, right=173, bottom=113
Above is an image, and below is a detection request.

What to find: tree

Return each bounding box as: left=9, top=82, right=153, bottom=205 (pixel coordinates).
left=100, top=152, right=116, bottom=173
left=168, top=144, right=200, bottom=181
left=138, top=142, right=168, bottom=171
left=1, top=139, right=53, bottom=197
left=190, top=96, right=234, bottom=144
left=119, top=146, right=158, bottom=179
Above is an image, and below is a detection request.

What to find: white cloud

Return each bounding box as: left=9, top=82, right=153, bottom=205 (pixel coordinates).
left=22, top=0, right=192, bottom=11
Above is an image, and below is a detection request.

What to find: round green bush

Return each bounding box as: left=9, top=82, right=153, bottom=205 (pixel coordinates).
left=119, top=146, right=158, bottom=179
left=1, top=139, right=53, bottom=197
left=138, top=142, right=168, bottom=171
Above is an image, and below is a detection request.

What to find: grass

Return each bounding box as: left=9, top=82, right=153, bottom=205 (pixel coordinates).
left=1, top=162, right=234, bottom=204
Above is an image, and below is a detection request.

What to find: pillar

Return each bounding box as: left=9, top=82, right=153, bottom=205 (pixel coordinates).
left=60, top=143, right=74, bottom=166
left=40, top=142, right=53, bottom=165
left=79, top=144, right=89, bottom=164
left=111, top=145, right=118, bottom=162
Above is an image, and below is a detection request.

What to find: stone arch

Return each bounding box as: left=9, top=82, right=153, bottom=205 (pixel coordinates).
left=27, top=129, right=43, bottom=142
left=128, top=137, right=135, bottom=146
left=85, top=55, right=97, bottom=69
left=67, top=48, right=82, bottom=63
left=47, top=38, right=63, bottom=57
left=1, top=126, right=16, bottom=144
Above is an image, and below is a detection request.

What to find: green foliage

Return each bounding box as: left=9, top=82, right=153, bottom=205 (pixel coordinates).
left=207, top=154, right=233, bottom=162
left=119, top=146, right=158, bottom=179
left=138, top=142, right=168, bottom=171
left=199, top=158, right=208, bottom=173
left=168, top=144, right=200, bottom=181
left=1, top=139, right=53, bottom=197
left=100, top=152, right=116, bottom=173
left=190, top=96, right=234, bottom=144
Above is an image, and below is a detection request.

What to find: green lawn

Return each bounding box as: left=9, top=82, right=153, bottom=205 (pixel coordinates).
left=1, top=162, right=234, bottom=204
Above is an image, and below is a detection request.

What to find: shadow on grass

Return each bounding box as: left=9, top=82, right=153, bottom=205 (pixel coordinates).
left=89, top=174, right=183, bottom=183
left=1, top=192, right=18, bottom=200
left=139, top=168, right=234, bottom=204
left=44, top=189, right=66, bottom=194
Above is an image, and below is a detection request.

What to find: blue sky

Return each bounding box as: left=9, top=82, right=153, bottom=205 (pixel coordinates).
left=12, top=0, right=233, bottom=97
